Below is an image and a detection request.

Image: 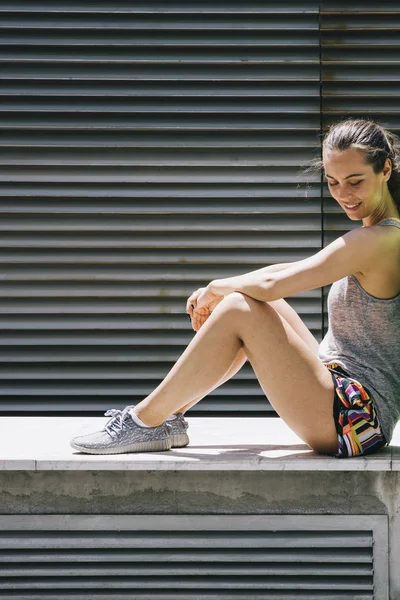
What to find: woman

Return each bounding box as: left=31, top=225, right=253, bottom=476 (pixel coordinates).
left=71, top=118, right=400, bottom=459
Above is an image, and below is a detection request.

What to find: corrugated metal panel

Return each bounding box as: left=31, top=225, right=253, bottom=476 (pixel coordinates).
left=321, top=0, right=400, bottom=333
left=0, top=514, right=389, bottom=599
left=0, top=1, right=322, bottom=414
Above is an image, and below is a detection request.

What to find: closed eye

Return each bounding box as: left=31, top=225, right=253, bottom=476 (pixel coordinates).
left=328, top=180, right=362, bottom=187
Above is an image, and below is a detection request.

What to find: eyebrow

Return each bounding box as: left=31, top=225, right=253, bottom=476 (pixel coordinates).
left=325, top=173, right=364, bottom=179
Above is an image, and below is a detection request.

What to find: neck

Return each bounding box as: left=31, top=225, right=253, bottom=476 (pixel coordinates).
left=362, top=189, right=400, bottom=227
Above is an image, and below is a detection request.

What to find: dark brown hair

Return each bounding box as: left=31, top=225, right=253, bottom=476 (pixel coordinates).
left=304, top=118, right=400, bottom=212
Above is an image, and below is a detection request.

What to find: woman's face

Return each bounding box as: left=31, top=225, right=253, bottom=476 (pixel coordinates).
left=323, top=148, right=392, bottom=223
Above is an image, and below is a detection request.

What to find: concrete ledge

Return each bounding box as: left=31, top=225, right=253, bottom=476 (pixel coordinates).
left=2, top=415, right=399, bottom=597
left=0, top=416, right=399, bottom=471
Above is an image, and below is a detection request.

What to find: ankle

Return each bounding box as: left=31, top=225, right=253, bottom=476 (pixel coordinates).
left=130, top=407, right=164, bottom=428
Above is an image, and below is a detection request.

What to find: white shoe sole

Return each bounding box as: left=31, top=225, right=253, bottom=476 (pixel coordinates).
left=170, top=432, right=190, bottom=448
left=70, top=437, right=171, bottom=455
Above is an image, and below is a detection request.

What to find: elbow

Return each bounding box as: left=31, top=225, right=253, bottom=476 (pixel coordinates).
left=260, top=277, right=281, bottom=302
left=233, top=274, right=282, bottom=303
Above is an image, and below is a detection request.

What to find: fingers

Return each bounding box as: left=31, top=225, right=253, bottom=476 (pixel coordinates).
left=191, top=309, right=210, bottom=332
left=187, top=304, right=195, bottom=327
left=186, top=287, right=219, bottom=331
left=186, top=287, right=205, bottom=316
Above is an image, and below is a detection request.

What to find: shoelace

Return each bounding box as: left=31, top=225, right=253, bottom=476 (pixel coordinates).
left=104, top=408, right=129, bottom=436
left=103, top=408, right=184, bottom=436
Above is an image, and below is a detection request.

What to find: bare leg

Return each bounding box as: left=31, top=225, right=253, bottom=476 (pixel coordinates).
left=135, top=293, right=337, bottom=454
left=176, top=347, right=247, bottom=415
left=177, top=297, right=319, bottom=414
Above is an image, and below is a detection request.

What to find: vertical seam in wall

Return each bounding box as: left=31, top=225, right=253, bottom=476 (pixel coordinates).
left=319, top=0, right=325, bottom=337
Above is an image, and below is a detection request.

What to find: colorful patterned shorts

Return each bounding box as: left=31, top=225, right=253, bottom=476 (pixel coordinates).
left=325, top=363, right=388, bottom=459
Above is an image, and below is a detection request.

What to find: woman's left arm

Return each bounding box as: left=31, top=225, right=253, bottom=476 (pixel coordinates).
left=207, top=226, right=387, bottom=303
left=208, top=266, right=278, bottom=302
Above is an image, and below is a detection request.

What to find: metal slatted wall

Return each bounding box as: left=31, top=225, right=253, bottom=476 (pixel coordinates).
left=320, top=0, right=400, bottom=334
left=0, top=515, right=389, bottom=599
left=0, top=1, right=322, bottom=414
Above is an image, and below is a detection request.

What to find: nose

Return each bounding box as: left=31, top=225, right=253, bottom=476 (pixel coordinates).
left=336, top=186, right=354, bottom=204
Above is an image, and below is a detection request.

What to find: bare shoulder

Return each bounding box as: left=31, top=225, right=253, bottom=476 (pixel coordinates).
left=354, top=220, right=400, bottom=299
left=263, top=220, right=399, bottom=301
left=357, top=219, right=400, bottom=271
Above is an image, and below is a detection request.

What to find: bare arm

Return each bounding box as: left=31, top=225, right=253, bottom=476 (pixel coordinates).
left=209, top=227, right=387, bottom=302
left=209, top=262, right=297, bottom=300
left=257, top=262, right=296, bottom=273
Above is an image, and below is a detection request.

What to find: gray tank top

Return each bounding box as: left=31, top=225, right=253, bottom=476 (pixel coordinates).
left=318, top=217, right=400, bottom=443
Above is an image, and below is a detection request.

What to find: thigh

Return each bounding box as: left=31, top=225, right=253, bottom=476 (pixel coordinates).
left=268, top=298, right=320, bottom=356
left=224, top=292, right=338, bottom=454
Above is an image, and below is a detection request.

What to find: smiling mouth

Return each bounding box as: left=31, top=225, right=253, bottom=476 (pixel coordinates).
left=344, top=202, right=362, bottom=209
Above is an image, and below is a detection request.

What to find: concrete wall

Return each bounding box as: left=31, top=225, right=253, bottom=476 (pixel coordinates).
left=1, top=469, right=399, bottom=597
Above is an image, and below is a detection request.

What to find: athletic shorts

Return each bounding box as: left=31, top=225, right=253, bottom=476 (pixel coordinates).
left=325, top=362, right=388, bottom=459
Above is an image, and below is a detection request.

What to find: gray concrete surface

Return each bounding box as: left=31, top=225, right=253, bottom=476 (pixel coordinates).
left=0, top=416, right=399, bottom=597
left=0, top=415, right=398, bottom=471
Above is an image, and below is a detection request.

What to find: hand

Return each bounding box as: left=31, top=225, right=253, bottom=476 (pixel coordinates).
left=186, top=284, right=225, bottom=331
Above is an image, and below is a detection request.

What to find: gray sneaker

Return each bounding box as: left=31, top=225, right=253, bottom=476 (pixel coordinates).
left=70, top=406, right=171, bottom=455
left=167, top=413, right=189, bottom=448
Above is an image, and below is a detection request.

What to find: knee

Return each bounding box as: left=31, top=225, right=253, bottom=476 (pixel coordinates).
left=219, top=291, right=273, bottom=316
left=218, top=291, right=255, bottom=314
left=216, top=293, right=280, bottom=332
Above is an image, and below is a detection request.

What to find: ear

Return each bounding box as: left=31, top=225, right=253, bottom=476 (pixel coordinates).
left=383, top=157, right=392, bottom=181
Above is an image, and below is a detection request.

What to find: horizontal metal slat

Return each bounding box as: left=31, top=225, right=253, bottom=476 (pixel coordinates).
left=0, top=2, right=320, bottom=14
left=0, top=312, right=251, bottom=328
left=0, top=249, right=315, bottom=263
left=0, top=30, right=318, bottom=44
left=0, top=349, right=234, bottom=363
left=0, top=295, right=320, bottom=314
left=0, top=579, right=373, bottom=592
left=0, top=13, right=319, bottom=29
left=322, top=115, right=400, bottom=132
left=0, top=63, right=320, bottom=79
left=323, top=0, right=397, bottom=9
left=0, top=213, right=322, bottom=231
left=0, top=384, right=269, bottom=397
left=322, top=63, right=400, bottom=81
left=323, top=81, right=400, bottom=96
left=0, top=531, right=373, bottom=549
left=0, top=399, right=271, bottom=413
left=0, top=593, right=374, bottom=600
left=0, top=234, right=322, bottom=250
left=0, top=548, right=371, bottom=563
left=0, top=200, right=321, bottom=216
left=0, top=165, right=320, bottom=182
left=0, top=264, right=305, bottom=280
left=0, top=383, right=266, bottom=397
left=0, top=182, right=321, bottom=196
left=322, top=30, right=400, bottom=45
left=0, top=79, right=321, bottom=96
left=0, top=46, right=320, bottom=62
left=0, top=364, right=258, bottom=378
left=322, top=13, right=400, bottom=29
left=0, top=138, right=321, bottom=152
left=0, top=147, right=320, bottom=167
left=0, top=564, right=372, bottom=578
left=0, top=130, right=321, bottom=146
left=0, top=97, right=320, bottom=112
left=0, top=361, right=314, bottom=379
left=319, top=97, right=400, bottom=112
left=322, top=48, right=400, bottom=62
left=0, top=113, right=320, bottom=129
